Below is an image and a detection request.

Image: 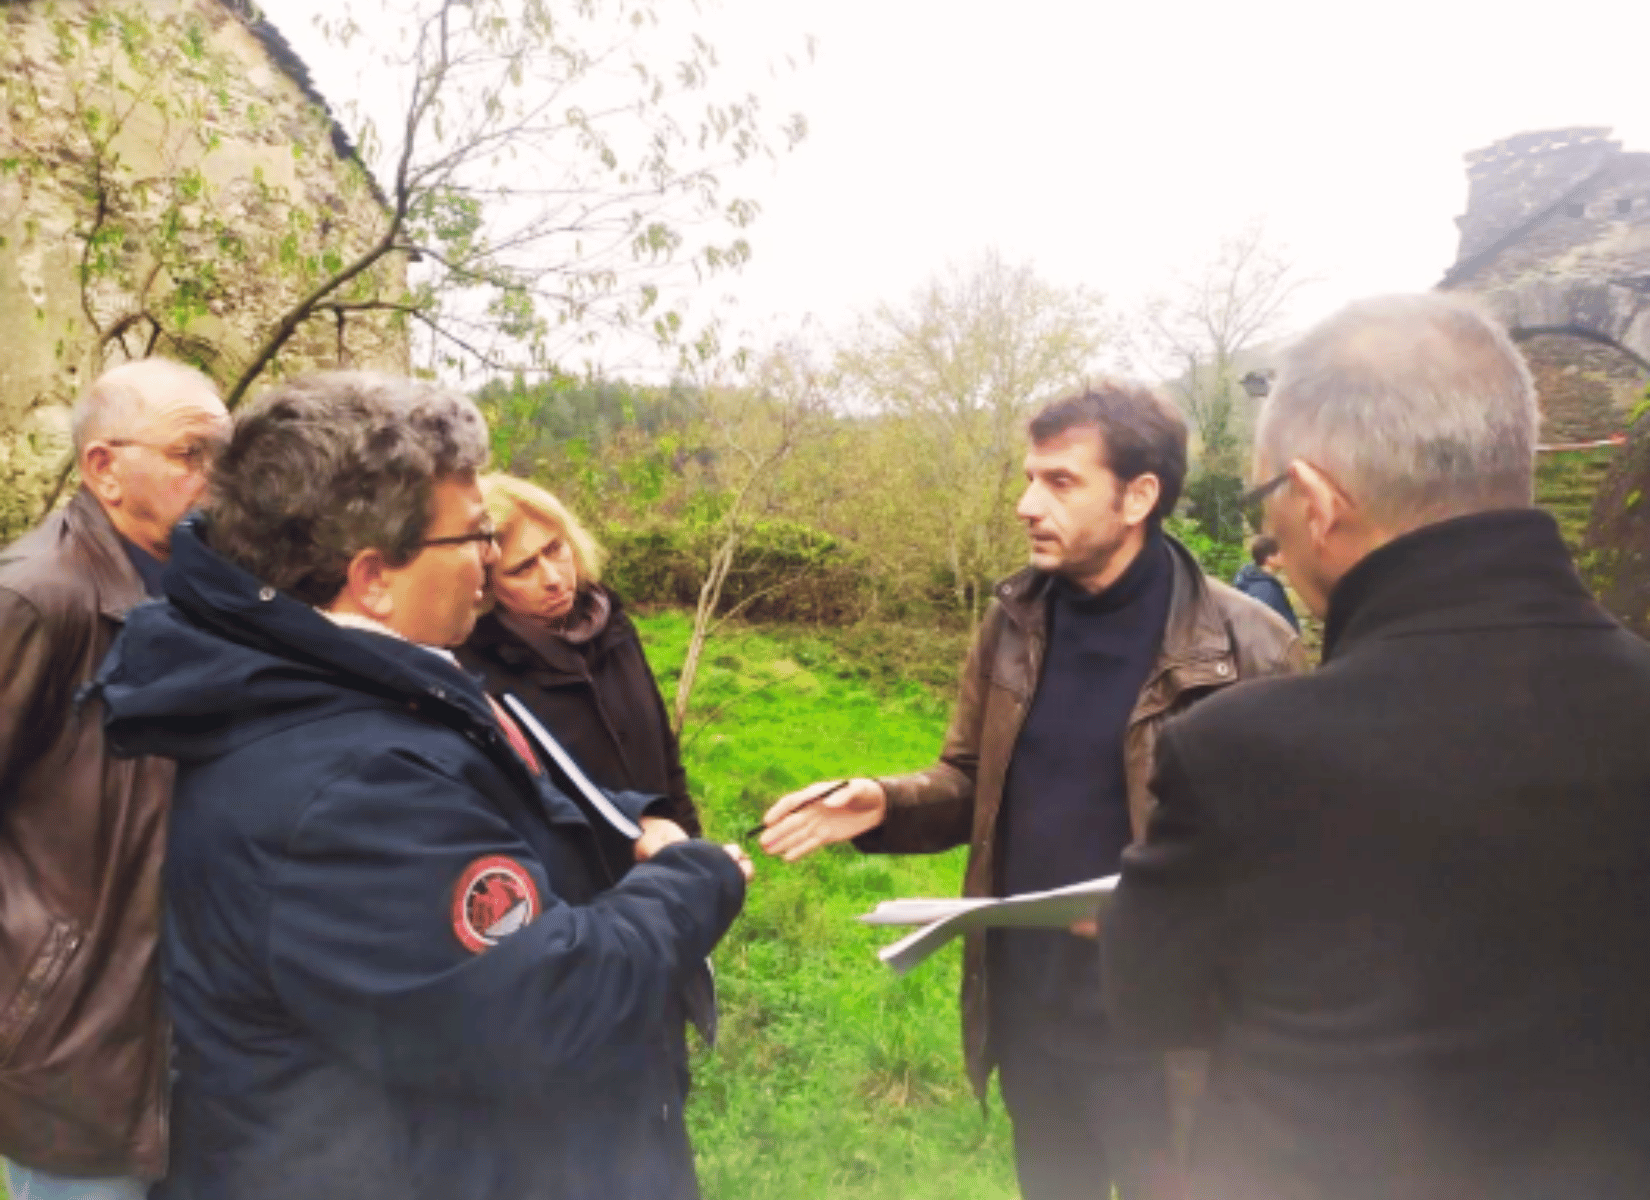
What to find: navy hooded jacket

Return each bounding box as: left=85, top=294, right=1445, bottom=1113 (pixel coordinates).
left=97, top=518, right=746, bottom=1200
left=1231, top=563, right=1300, bottom=631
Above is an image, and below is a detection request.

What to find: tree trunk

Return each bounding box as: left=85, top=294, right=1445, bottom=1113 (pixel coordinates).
left=673, top=528, right=741, bottom=736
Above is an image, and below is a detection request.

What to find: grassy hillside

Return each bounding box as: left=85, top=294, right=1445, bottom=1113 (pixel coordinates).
left=634, top=612, right=1019, bottom=1200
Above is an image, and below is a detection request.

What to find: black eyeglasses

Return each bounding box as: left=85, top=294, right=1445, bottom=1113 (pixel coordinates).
left=417, top=526, right=498, bottom=550
left=1239, top=470, right=1291, bottom=529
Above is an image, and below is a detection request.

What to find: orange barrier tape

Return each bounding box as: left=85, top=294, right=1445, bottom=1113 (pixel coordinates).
left=1536, top=433, right=1626, bottom=453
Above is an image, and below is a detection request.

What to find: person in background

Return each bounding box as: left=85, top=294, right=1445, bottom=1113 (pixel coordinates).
left=1231, top=535, right=1299, bottom=630
left=1103, top=294, right=1650, bottom=1200
left=0, top=359, right=227, bottom=1200
left=755, top=383, right=1303, bottom=1200
left=457, top=473, right=700, bottom=837
left=96, top=372, right=750, bottom=1200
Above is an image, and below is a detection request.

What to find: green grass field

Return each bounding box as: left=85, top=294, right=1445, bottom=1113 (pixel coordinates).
left=0, top=616, right=1013, bottom=1200
left=635, top=612, right=1019, bottom=1200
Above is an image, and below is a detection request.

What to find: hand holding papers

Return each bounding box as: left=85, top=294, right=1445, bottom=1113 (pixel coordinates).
left=860, top=875, right=1119, bottom=976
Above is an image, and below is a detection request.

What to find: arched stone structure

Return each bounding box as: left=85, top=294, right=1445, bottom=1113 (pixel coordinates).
left=1439, top=129, right=1650, bottom=634
left=1439, top=128, right=1650, bottom=435
left=1511, top=323, right=1647, bottom=443
left=1490, top=280, right=1650, bottom=371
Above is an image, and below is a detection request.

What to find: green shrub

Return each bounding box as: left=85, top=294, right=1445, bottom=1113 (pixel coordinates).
left=1166, top=513, right=1245, bottom=582
left=604, top=518, right=870, bottom=623
left=1181, top=470, right=1246, bottom=546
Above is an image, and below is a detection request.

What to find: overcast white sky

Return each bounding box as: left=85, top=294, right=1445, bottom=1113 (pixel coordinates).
left=276, top=0, right=1650, bottom=370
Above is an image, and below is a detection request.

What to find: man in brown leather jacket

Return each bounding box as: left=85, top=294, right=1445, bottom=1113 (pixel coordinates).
left=0, top=360, right=227, bottom=1199
left=759, top=383, right=1304, bottom=1200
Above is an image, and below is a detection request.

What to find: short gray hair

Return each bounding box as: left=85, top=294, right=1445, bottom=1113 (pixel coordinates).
left=207, top=372, right=490, bottom=606
left=72, top=359, right=220, bottom=451
left=1257, top=294, right=1538, bottom=529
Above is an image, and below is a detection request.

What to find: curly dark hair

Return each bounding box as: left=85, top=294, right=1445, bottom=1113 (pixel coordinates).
left=207, top=372, right=490, bottom=606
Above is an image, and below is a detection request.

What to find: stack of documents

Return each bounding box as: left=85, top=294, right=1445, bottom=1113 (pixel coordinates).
left=859, top=875, right=1119, bottom=975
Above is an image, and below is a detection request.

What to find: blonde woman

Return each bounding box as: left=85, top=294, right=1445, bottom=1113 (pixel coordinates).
left=457, top=474, right=701, bottom=837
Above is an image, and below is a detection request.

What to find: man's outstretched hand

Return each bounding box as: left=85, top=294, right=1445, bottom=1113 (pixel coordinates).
left=757, top=778, right=887, bottom=862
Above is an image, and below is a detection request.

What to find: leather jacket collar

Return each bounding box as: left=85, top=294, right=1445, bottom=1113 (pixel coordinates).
left=66, top=488, right=149, bottom=622
left=993, top=532, right=1235, bottom=673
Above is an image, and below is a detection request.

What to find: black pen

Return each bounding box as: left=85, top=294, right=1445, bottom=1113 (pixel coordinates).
left=744, top=779, right=851, bottom=840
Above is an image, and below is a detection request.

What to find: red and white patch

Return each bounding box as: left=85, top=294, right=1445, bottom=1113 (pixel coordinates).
left=451, top=856, right=541, bottom=954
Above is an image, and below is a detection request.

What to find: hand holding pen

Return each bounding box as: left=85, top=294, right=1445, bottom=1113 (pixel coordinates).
left=748, top=777, right=889, bottom=862
left=742, top=779, right=849, bottom=839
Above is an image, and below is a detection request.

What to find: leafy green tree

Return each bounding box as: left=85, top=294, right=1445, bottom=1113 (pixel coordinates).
left=669, top=338, right=835, bottom=732
left=300, top=0, right=807, bottom=393
left=4, top=0, right=803, bottom=523
left=838, top=250, right=1117, bottom=625
left=476, top=372, right=703, bottom=481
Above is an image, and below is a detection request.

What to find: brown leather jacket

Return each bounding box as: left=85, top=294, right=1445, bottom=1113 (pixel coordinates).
left=858, top=535, right=1306, bottom=1101
left=0, top=489, right=172, bottom=1178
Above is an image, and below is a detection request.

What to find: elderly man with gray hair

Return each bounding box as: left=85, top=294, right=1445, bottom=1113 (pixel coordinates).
left=1102, top=294, right=1650, bottom=1200
left=95, top=371, right=750, bottom=1200
left=0, top=358, right=227, bottom=1200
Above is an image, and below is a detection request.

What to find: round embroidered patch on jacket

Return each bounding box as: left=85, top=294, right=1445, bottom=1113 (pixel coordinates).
left=452, top=855, right=541, bottom=953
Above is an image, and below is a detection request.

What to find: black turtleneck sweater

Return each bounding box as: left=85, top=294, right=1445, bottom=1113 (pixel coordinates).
left=992, top=526, right=1172, bottom=1042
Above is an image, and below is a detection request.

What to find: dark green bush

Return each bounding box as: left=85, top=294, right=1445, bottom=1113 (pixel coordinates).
left=1166, top=513, right=1246, bottom=582
left=1182, top=470, right=1247, bottom=546
left=603, top=517, right=870, bottom=623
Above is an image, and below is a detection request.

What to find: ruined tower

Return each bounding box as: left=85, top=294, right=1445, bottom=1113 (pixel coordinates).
left=1440, top=126, right=1650, bottom=442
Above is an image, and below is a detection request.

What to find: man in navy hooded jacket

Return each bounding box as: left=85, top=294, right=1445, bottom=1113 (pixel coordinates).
left=1230, top=535, right=1299, bottom=631
left=98, top=371, right=751, bottom=1200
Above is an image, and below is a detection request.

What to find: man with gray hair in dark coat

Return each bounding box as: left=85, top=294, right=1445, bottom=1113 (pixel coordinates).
left=1104, top=294, right=1650, bottom=1200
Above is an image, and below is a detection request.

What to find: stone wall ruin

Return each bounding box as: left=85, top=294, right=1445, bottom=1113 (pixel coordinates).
left=0, top=0, right=409, bottom=542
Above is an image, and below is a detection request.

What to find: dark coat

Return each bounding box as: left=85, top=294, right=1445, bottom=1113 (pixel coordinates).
left=1104, top=510, right=1650, bottom=1200
left=97, top=518, right=746, bottom=1200
left=1231, top=563, right=1299, bottom=631
left=0, top=488, right=172, bottom=1177
left=458, top=592, right=700, bottom=835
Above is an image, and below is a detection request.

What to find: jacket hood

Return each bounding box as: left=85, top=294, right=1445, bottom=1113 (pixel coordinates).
left=99, top=515, right=497, bottom=765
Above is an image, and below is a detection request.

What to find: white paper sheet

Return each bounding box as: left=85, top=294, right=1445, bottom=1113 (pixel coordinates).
left=859, top=875, right=1119, bottom=976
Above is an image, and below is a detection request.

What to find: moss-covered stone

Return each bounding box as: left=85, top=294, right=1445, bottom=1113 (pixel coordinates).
left=1536, top=447, right=1619, bottom=555
left=1581, top=401, right=1650, bottom=638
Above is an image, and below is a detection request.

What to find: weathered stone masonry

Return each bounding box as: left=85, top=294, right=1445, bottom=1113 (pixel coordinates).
left=1440, top=127, right=1650, bottom=637
left=1441, top=126, right=1650, bottom=440
left=0, top=0, right=408, bottom=542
